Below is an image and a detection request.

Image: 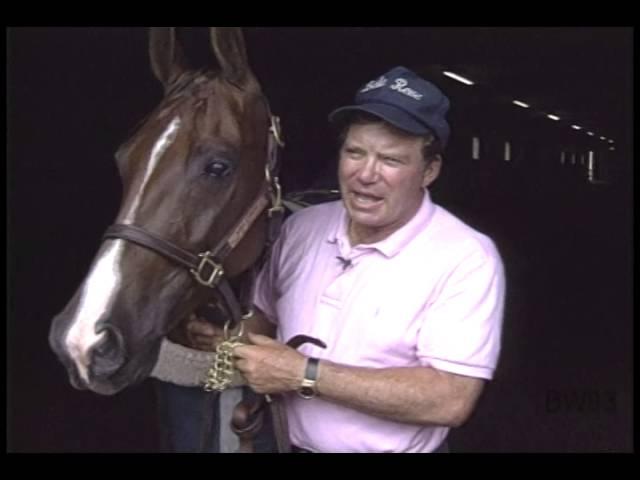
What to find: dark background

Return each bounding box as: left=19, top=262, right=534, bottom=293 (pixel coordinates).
left=7, top=27, right=633, bottom=452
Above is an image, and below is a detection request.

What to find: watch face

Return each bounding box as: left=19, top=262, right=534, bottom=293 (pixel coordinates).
left=298, top=386, right=316, bottom=399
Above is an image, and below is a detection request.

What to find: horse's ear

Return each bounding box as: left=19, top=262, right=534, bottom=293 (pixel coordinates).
left=149, top=27, right=187, bottom=90
left=210, top=27, right=252, bottom=86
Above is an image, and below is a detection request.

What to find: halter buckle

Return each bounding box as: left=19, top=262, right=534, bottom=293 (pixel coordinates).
left=268, top=178, right=284, bottom=217
left=269, top=115, right=285, bottom=148
left=190, top=251, right=224, bottom=287
left=264, top=165, right=284, bottom=217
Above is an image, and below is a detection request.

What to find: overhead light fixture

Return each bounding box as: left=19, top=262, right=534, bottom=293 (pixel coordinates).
left=546, top=114, right=561, bottom=121
left=609, top=147, right=616, bottom=151
left=571, top=125, right=582, bottom=130
left=608, top=139, right=615, bottom=144
left=442, top=71, right=474, bottom=85
left=599, top=136, right=607, bottom=141
left=587, top=131, right=595, bottom=136
left=513, top=100, right=530, bottom=108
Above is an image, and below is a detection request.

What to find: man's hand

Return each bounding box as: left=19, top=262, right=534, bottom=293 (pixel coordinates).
left=233, top=332, right=306, bottom=394
left=184, top=315, right=225, bottom=351
left=167, top=308, right=276, bottom=352
left=166, top=313, right=225, bottom=351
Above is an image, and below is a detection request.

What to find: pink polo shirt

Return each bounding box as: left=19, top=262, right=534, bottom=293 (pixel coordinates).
left=253, top=192, right=505, bottom=452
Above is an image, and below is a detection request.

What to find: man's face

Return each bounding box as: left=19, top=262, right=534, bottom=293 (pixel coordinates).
left=338, top=122, right=440, bottom=244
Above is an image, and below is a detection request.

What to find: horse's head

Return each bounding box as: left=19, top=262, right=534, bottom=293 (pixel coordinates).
left=49, top=28, right=280, bottom=395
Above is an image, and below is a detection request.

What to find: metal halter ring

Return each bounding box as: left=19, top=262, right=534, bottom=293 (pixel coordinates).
left=265, top=165, right=284, bottom=217
left=268, top=179, right=284, bottom=217
left=190, top=251, right=224, bottom=287
left=223, top=319, right=245, bottom=341
left=269, top=115, right=285, bottom=147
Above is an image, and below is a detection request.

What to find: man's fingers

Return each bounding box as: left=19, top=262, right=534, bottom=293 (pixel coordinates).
left=192, top=333, right=215, bottom=343
left=184, top=321, right=222, bottom=351
left=234, top=358, right=248, bottom=372
left=247, top=332, right=276, bottom=345
left=187, top=320, right=218, bottom=337
left=232, top=344, right=249, bottom=358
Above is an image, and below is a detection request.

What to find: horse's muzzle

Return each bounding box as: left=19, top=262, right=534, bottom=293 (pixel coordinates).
left=89, top=324, right=127, bottom=379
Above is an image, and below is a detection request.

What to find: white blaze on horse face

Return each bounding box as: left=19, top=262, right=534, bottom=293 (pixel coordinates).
left=64, top=116, right=182, bottom=383
left=65, top=241, right=124, bottom=383
left=123, top=115, right=182, bottom=224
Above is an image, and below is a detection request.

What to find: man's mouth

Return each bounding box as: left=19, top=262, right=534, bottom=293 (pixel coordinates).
left=351, top=191, right=384, bottom=208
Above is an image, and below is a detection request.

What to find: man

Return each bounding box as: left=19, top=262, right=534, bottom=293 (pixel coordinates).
left=187, top=66, right=505, bottom=453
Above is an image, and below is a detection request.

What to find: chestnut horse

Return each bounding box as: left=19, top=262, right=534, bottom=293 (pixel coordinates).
left=49, top=27, right=285, bottom=450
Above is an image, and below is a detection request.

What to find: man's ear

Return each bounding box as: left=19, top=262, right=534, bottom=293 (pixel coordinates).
left=422, top=155, right=442, bottom=188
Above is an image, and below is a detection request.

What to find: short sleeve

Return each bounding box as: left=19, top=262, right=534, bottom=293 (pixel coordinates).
left=416, top=241, right=505, bottom=380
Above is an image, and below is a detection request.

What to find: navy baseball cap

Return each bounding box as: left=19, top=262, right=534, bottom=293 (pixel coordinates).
left=329, top=66, right=450, bottom=147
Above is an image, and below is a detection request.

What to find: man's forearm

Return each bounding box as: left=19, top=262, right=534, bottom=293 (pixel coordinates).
left=315, top=360, right=484, bottom=427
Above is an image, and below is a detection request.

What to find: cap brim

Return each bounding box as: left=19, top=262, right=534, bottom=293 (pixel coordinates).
left=328, top=103, right=430, bottom=136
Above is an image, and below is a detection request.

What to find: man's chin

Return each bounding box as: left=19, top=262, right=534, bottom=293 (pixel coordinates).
left=346, top=208, right=385, bottom=230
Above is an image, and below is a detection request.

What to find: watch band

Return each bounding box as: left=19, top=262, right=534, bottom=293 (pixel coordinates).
left=304, top=357, right=320, bottom=382
left=298, top=357, right=320, bottom=399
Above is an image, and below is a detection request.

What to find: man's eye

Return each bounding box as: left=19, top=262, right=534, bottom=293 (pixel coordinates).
left=204, top=161, right=232, bottom=178
left=382, top=156, right=400, bottom=165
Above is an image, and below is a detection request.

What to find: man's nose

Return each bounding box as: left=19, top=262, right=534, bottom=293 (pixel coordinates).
left=356, top=158, right=379, bottom=183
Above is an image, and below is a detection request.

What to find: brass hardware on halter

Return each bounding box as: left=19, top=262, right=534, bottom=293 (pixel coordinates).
left=269, top=115, right=285, bottom=148
left=262, top=114, right=284, bottom=218
left=265, top=165, right=284, bottom=218
left=190, top=251, right=225, bottom=287
left=268, top=178, right=284, bottom=217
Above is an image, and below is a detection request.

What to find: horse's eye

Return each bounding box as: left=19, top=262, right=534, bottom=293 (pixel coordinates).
left=204, top=161, right=231, bottom=178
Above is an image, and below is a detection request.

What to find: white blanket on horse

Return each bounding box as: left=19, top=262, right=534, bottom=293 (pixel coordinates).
left=151, top=337, right=247, bottom=388
left=150, top=338, right=246, bottom=452
left=150, top=338, right=216, bottom=386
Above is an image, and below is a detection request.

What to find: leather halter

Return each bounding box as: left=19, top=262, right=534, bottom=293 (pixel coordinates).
left=103, top=102, right=285, bottom=327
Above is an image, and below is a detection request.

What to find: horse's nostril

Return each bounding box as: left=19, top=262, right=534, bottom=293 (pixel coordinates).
left=90, top=326, right=126, bottom=378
